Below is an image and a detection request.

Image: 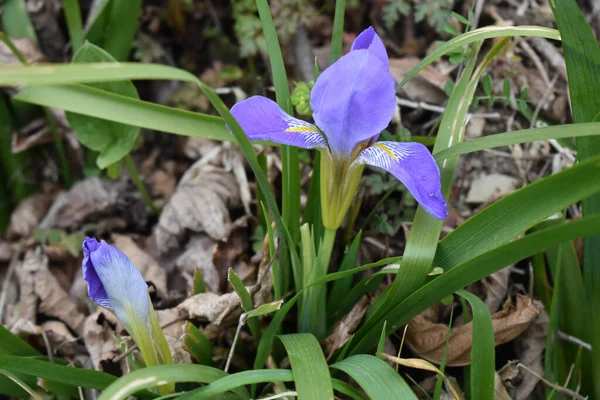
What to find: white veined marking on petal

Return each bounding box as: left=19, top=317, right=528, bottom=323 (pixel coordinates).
left=112, top=377, right=157, bottom=400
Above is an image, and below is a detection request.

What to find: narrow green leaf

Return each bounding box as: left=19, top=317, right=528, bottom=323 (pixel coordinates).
left=434, top=152, right=600, bottom=273
left=550, top=0, right=600, bottom=396
left=332, top=355, right=417, bottom=400
left=97, top=364, right=248, bottom=400
left=434, top=122, right=600, bottom=160
left=278, top=334, right=334, bottom=400
left=0, top=325, right=39, bottom=356
left=399, top=25, right=560, bottom=88
left=1, top=0, right=38, bottom=42
left=328, top=231, right=362, bottom=315
left=482, top=74, right=493, bottom=96
left=452, top=11, right=470, bottom=25
left=66, top=43, right=141, bottom=169
left=384, top=213, right=600, bottom=338
left=246, top=300, right=283, bottom=319
left=254, top=293, right=300, bottom=370
left=456, top=291, right=494, bottom=400
left=14, top=85, right=231, bottom=141
left=177, top=369, right=291, bottom=400
left=193, top=267, right=206, bottom=294
left=331, top=378, right=367, bottom=400
left=62, top=0, right=84, bottom=51
left=0, top=355, right=115, bottom=389
left=102, top=0, right=142, bottom=61
left=329, top=0, right=346, bottom=64
left=182, top=322, right=213, bottom=366
left=376, top=321, right=387, bottom=359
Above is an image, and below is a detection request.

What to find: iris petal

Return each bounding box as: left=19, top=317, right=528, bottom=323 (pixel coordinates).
left=355, top=142, right=447, bottom=219
left=350, top=26, right=388, bottom=64
left=82, top=237, right=150, bottom=325
left=310, top=49, right=396, bottom=156
left=230, top=96, right=327, bottom=149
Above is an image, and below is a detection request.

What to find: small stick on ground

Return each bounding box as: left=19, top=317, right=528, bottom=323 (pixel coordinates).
left=517, top=363, right=587, bottom=400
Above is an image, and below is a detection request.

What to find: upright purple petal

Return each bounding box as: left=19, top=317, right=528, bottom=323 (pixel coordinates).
left=82, top=237, right=150, bottom=325
left=310, top=49, right=396, bottom=157
left=82, top=238, right=111, bottom=309
left=350, top=26, right=388, bottom=64
left=230, top=96, right=327, bottom=149
left=356, top=142, right=447, bottom=219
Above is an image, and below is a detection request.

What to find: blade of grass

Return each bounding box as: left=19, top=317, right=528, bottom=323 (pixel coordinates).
left=433, top=308, right=454, bottom=400
left=550, top=0, right=600, bottom=396
left=456, top=290, right=494, bottom=400
left=278, top=334, right=334, bottom=400
left=331, top=378, right=367, bottom=400
left=102, top=0, right=142, bottom=61
left=228, top=268, right=261, bottom=341
left=255, top=0, right=301, bottom=250
left=329, top=0, right=346, bottom=64
left=434, top=148, right=600, bottom=273
left=378, top=213, right=600, bottom=342
left=0, top=355, right=115, bottom=389
left=331, top=354, right=417, bottom=400
left=1, top=0, right=38, bottom=43
left=398, top=26, right=559, bottom=89
left=14, top=85, right=231, bottom=140
left=177, top=369, right=292, bottom=400
left=433, top=122, right=600, bottom=161
left=62, top=0, right=84, bottom=51
left=97, top=364, right=248, bottom=400
left=327, top=231, right=362, bottom=315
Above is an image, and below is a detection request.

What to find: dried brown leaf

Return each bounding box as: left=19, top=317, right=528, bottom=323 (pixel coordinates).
left=7, top=192, right=55, bottom=239
left=176, top=234, right=220, bottom=293
left=324, top=295, right=370, bottom=355
left=177, top=291, right=241, bottom=325
left=82, top=310, right=125, bottom=372
left=406, top=294, right=541, bottom=366
left=157, top=308, right=190, bottom=364
left=16, top=248, right=85, bottom=333
left=482, top=266, right=512, bottom=312
left=389, top=57, right=449, bottom=104
left=39, top=177, right=148, bottom=231
left=515, top=304, right=548, bottom=400
left=0, top=37, right=44, bottom=64
left=154, top=162, right=240, bottom=252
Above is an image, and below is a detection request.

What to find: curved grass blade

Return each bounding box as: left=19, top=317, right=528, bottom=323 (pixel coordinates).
left=433, top=122, right=600, bottom=161
left=398, top=26, right=560, bottom=88
left=14, top=85, right=231, bottom=140
left=278, top=334, right=334, bottom=400
left=0, top=355, right=115, bottom=389
left=331, top=378, right=367, bottom=400
left=97, top=364, right=248, bottom=400
left=456, top=291, right=494, bottom=400
left=331, top=354, right=417, bottom=400
left=381, top=213, right=600, bottom=340
left=177, top=369, right=292, bottom=400
left=550, top=0, right=600, bottom=396
left=434, top=152, right=600, bottom=272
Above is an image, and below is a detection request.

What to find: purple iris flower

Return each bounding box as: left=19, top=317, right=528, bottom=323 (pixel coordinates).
left=82, top=237, right=150, bottom=325
left=231, top=27, right=447, bottom=226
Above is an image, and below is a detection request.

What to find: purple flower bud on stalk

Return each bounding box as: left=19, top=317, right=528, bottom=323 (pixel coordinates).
left=82, top=237, right=173, bottom=394
left=231, top=27, right=447, bottom=229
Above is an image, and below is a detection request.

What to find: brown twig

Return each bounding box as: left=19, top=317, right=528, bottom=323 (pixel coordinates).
left=517, top=363, right=587, bottom=400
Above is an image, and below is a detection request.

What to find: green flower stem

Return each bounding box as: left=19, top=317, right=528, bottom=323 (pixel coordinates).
left=124, top=154, right=159, bottom=215
left=300, top=228, right=337, bottom=338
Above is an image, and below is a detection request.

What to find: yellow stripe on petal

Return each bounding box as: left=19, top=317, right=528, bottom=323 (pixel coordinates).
left=285, top=126, right=320, bottom=133
left=373, top=143, right=398, bottom=161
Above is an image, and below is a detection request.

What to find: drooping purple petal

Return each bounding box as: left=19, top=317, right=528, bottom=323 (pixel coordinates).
left=82, top=237, right=150, bottom=324
left=350, top=26, right=388, bottom=64
left=230, top=96, right=327, bottom=149
left=356, top=142, right=447, bottom=219
left=310, top=49, right=396, bottom=157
